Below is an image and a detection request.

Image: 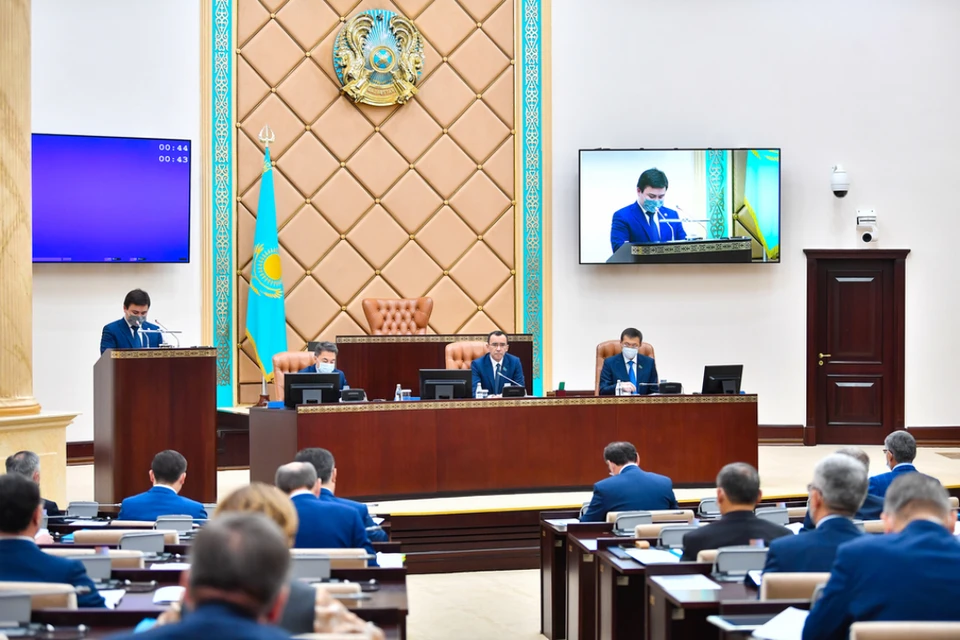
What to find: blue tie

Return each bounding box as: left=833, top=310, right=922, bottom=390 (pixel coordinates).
left=494, top=363, right=502, bottom=394
left=627, top=360, right=637, bottom=392
left=132, top=326, right=142, bottom=348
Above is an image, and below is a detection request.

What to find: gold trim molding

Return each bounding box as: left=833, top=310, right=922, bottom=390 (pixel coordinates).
left=336, top=334, right=534, bottom=345
left=110, top=348, right=217, bottom=359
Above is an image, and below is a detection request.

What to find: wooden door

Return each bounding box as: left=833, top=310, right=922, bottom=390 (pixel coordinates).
left=804, top=250, right=908, bottom=445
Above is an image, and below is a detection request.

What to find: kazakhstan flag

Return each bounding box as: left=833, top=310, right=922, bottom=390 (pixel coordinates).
left=245, top=146, right=287, bottom=381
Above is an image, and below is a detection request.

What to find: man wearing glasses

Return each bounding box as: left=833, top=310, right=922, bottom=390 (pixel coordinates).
left=471, top=331, right=525, bottom=397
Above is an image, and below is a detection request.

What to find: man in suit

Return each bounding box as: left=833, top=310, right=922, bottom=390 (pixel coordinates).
left=868, top=430, right=925, bottom=499
left=5, top=450, right=60, bottom=516
left=580, top=442, right=678, bottom=522
left=293, top=447, right=387, bottom=542
left=109, top=512, right=293, bottom=640
left=117, top=450, right=208, bottom=521
left=470, top=330, right=525, bottom=397
left=610, top=167, right=687, bottom=254
left=599, top=327, right=658, bottom=395
left=802, top=474, right=960, bottom=640
left=764, top=454, right=866, bottom=573
left=0, top=474, right=105, bottom=607
left=801, top=447, right=883, bottom=530
left=297, top=341, right=348, bottom=389
left=680, top=463, right=791, bottom=561
left=99, top=288, right=166, bottom=354
left=274, top=462, right=376, bottom=563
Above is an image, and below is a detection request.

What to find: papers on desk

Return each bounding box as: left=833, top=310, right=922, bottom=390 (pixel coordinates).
left=787, top=522, right=805, bottom=535
left=624, top=548, right=681, bottom=565
left=650, top=574, right=722, bottom=590
left=376, top=553, right=405, bottom=569
left=68, top=519, right=110, bottom=527
left=100, top=589, right=125, bottom=609
left=543, top=518, right=580, bottom=531
left=152, top=585, right=185, bottom=604
left=750, top=606, right=808, bottom=640
left=371, top=517, right=385, bottom=525
left=150, top=562, right=191, bottom=570
left=954, top=521, right=960, bottom=536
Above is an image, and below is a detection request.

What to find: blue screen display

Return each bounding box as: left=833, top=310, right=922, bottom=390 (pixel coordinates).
left=32, top=134, right=191, bottom=263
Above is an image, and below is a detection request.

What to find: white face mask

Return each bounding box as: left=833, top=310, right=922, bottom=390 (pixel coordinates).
left=622, top=346, right=639, bottom=360
left=316, top=361, right=336, bottom=374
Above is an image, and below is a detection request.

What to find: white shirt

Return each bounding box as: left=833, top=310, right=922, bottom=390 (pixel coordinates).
left=289, top=489, right=314, bottom=499
left=490, top=357, right=505, bottom=385
left=0, top=535, right=36, bottom=543
left=892, top=462, right=915, bottom=471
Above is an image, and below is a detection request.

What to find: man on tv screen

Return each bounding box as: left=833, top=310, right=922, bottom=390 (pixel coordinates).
left=610, top=168, right=687, bottom=253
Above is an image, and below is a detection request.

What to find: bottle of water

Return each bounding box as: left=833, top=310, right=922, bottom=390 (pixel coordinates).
left=394, top=384, right=401, bottom=401
left=615, top=381, right=622, bottom=396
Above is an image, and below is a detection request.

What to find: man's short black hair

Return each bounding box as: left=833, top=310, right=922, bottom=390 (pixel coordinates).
left=487, top=330, right=507, bottom=344
left=152, top=450, right=187, bottom=484
left=717, top=463, right=761, bottom=505
left=637, top=168, right=669, bottom=191
left=0, top=473, right=41, bottom=533
left=603, top=442, right=638, bottom=466
left=294, top=448, right=335, bottom=484
left=313, top=341, right=338, bottom=357
left=123, top=289, right=151, bottom=309
left=620, top=328, right=643, bottom=343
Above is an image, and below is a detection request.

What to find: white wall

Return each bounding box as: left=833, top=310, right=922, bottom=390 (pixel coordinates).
left=32, top=0, right=202, bottom=441
left=552, top=0, right=960, bottom=426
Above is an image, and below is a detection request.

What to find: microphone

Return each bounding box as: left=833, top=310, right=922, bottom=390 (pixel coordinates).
left=153, top=319, right=181, bottom=348
left=656, top=207, right=676, bottom=242
left=495, top=367, right=523, bottom=388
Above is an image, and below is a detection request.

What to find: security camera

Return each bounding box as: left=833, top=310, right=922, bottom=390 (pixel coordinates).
left=857, top=215, right=878, bottom=243
left=832, top=165, right=849, bottom=198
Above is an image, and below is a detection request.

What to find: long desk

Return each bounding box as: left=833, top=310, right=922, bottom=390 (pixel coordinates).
left=250, top=395, right=758, bottom=500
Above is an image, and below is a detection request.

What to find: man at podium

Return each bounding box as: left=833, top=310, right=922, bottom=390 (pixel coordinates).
left=99, top=289, right=165, bottom=353
left=610, top=168, right=687, bottom=253
left=297, top=341, right=349, bottom=389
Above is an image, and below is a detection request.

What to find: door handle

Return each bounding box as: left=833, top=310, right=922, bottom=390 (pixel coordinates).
left=819, top=353, right=832, bottom=358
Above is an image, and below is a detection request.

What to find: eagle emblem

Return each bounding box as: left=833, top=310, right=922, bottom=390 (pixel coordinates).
left=334, top=9, right=425, bottom=107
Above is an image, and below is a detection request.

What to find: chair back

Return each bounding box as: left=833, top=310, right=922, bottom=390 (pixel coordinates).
left=613, top=512, right=653, bottom=533
left=755, top=507, right=789, bottom=525
left=74, top=528, right=179, bottom=546
left=698, top=497, right=720, bottom=517
left=950, top=496, right=959, bottom=509
left=155, top=515, right=195, bottom=533
left=272, top=351, right=318, bottom=402
left=787, top=506, right=808, bottom=518
left=362, top=297, right=433, bottom=335
left=0, top=590, right=31, bottom=623
left=634, top=523, right=667, bottom=538
left=0, top=582, right=77, bottom=610
left=862, top=520, right=885, bottom=534
left=290, top=555, right=332, bottom=581
left=119, top=531, right=167, bottom=553
left=594, top=340, right=656, bottom=395
left=658, top=525, right=699, bottom=549
left=66, top=501, right=99, bottom=518
left=759, top=572, right=830, bottom=600
left=850, top=622, right=960, bottom=639
left=291, top=548, right=369, bottom=569
left=651, top=509, right=695, bottom=524
left=44, top=548, right=146, bottom=569
left=696, top=549, right=718, bottom=563
left=714, top=547, right=768, bottom=574
left=445, top=341, right=487, bottom=370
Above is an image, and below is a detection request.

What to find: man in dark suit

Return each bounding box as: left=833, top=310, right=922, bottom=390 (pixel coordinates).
left=296, top=341, right=348, bottom=389
left=868, top=430, right=925, bottom=499
left=117, top=450, right=208, bottom=521
left=100, top=288, right=166, bottom=354
left=109, top=512, right=293, bottom=640
left=0, top=474, right=105, bottom=607
left=294, top=447, right=387, bottom=542
left=5, top=450, right=60, bottom=516
left=681, top=463, right=791, bottom=561
left=803, top=474, right=960, bottom=640
left=599, top=327, right=658, bottom=395
left=470, top=330, right=525, bottom=396
left=801, top=447, right=883, bottom=530
left=580, top=442, right=678, bottom=522
left=274, top=462, right=376, bottom=563
left=610, top=167, right=687, bottom=253
left=764, top=454, right=866, bottom=573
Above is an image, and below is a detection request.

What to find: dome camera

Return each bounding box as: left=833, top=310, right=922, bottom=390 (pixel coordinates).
left=832, top=165, right=849, bottom=198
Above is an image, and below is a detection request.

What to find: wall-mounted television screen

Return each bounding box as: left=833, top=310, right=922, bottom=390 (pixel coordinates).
left=32, top=133, right=191, bottom=263
left=579, top=148, right=781, bottom=264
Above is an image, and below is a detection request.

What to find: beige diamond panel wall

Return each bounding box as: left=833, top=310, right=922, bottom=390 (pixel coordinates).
left=236, top=0, right=517, bottom=402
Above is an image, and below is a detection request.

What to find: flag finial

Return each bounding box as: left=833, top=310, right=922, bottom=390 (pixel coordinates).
left=258, top=125, right=275, bottom=148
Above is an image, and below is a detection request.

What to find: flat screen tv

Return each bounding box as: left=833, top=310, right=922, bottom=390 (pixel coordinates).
left=579, top=148, right=781, bottom=264
left=32, top=133, right=191, bottom=263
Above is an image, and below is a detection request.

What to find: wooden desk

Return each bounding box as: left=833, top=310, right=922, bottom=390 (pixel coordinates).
left=336, top=334, right=534, bottom=400
left=647, top=570, right=757, bottom=640
left=710, top=600, right=811, bottom=640
left=250, top=395, right=758, bottom=500
left=539, top=513, right=582, bottom=640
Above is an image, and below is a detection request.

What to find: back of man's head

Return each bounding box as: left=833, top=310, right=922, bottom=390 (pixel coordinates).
left=152, top=450, right=188, bottom=485
left=275, top=461, right=318, bottom=494
left=717, top=463, right=761, bottom=507
left=603, top=442, right=638, bottom=466
left=0, top=474, right=41, bottom=534
left=883, top=473, right=952, bottom=531
left=294, top=448, right=335, bottom=484
left=812, top=454, right=869, bottom=517
left=188, top=512, right=290, bottom=618
left=4, top=451, right=40, bottom=481
left=883, top=431, right=917, bottom=465
left=835, top=447, right=870, bottom=473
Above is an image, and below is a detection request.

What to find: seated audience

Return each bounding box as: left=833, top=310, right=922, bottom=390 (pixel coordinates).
left=680, top=463, right=791, bottom=561
left=297, top=341, right=348, bottom=389
left=110, top=513, right=293, bottom=640
left=580, top=441, right=678, bottom=522
left=294, top=448, right=387, bottom=542
left=868, top=430, right=923, bottom=498
left=802, top=474, right=960, bottom=640
left=117, top=450, right=208, bottom=521
left=801, top=447, right=884, bottom=530
left=598, top=328, right=658, bottom=396
left=0, top=474, right=105, bottom=607
left=5, top=450, right=60, bottom=516
left=764, top=453, right=866, bottom=573
left=274, top=462, right=375, bottom=561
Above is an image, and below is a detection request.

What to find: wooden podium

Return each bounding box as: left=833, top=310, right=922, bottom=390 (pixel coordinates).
left=94, top=348, right=217, bottom=505
left=606, top=237, right=753, bottom=263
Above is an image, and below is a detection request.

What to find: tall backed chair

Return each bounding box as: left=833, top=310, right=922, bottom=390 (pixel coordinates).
left=850, top=622, right=960, bottom=639
left=594, top=340, right=656, bottom=395
left=272, top=351, right=317, bottom=402
left=445, top=341, right=487, bottom=370
left=362, top=298, right=433, bottom=335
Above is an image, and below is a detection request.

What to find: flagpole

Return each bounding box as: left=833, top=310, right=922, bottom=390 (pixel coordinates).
left=254, top=124, right=276, bottom=408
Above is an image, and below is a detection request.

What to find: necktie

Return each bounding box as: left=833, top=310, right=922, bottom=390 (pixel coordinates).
left=649, top=214, right=661, bottom=242
left=495, top=363, right=502, bottom=394
left=628, top=360, right=637, bottom=391
left=132, top=325, right=142, bottom=348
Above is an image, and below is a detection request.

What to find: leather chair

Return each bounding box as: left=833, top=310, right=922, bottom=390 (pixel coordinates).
left=73, top=528, right=180, bottom=545
left=445, top=341, right=487, bottom=370
left=44, top=548, right=146, bottom=569
left=594, top=339, right=656, bottom=395
left=607, top=509, right=695, bottom=524
left=362, top=297, right=433, bottom=335
left=290, top=548, right=369, bottom=569
left=272, top=351, right=317, bottom=402
left=0, top=582, right=77, bottom=609
left=760, top=572, right=830, bottom=600
left=850, top=622, right=960, bottom=639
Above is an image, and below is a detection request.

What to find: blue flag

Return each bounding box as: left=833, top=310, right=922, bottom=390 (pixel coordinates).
left=245, top=146, right=287, bottom=381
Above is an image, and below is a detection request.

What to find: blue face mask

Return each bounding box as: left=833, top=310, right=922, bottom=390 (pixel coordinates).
left=641, top=199, right=661, bottom=214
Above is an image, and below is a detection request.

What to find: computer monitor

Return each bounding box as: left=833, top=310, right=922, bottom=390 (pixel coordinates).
left=419, top=369, right=473, bottom=400
left=701, top=365, right=744, bottom=395
left=284, top=373, right=341, bottom=408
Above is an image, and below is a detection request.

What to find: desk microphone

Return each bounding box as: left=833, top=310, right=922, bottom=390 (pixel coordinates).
left=495, top=367, right=524, bottom=389
left=153, top=319, right=181, bottom=348
left=656, top=207, right=676, bottom=242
